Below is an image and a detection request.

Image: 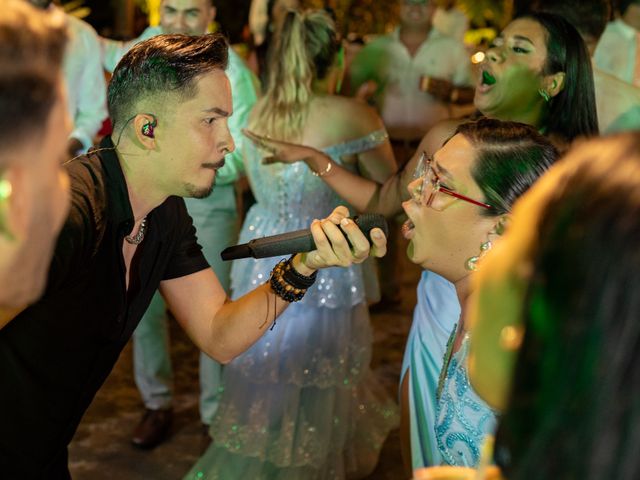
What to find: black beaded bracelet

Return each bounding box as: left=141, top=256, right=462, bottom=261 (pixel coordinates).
left=269, top=256, right=317, bottom=303
left=283, top=255, right=317, bottom=289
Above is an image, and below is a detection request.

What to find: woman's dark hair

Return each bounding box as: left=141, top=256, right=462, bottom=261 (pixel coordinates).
left=520, top=12, right=599, bottom=141
left=107, top=33, right=228, bottom=131
left=495, top=132, right=640, bottom=480
left=455, top=118, right=559, bottom=216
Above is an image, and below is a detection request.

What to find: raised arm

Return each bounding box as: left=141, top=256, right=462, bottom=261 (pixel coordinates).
left=161, top=206, right=387, bottom=363
left=245, top=118, right=459, bottom=217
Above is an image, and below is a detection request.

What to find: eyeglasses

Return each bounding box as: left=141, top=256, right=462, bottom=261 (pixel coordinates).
left=412, top=152, right=493, bottom=211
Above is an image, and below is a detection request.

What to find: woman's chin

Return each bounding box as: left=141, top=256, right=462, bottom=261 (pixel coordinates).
left=406, top=242, right=427, bottom=268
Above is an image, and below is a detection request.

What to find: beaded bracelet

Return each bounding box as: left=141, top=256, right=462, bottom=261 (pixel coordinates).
left=269, top=256, right=317, bottom=303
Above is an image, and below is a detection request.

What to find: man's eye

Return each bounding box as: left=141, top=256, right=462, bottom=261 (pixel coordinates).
left=204, top=118, right=216, bottom=125
left=513, top=46, right=529, bottom=54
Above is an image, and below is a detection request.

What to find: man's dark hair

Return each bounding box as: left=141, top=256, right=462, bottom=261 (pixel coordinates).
left=0, top=0, right=67, bottom=152
left=496, top=132, right=640, bottom=480
left=107, top=33, right=229, bottom=131
left=455, top=118, right=559, bottom=217
left=519, top=12, right=599, bottom=142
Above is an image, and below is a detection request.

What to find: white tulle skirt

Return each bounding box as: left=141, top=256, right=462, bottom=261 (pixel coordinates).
left=184, top=302, right=399, bottom=480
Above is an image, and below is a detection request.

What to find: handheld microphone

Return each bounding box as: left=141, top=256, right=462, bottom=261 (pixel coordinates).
left=221, top=213, right=389, bottom=261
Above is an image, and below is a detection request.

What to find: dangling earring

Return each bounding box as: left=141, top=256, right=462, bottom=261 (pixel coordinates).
left=465, top=217, right=507, bottom=271
left=538, top=89, right=551, bottom=102
left=465, top=238, right=493, bottom=272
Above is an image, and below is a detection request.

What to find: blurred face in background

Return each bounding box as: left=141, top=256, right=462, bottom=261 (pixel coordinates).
left=160, top=0, right=215, bottom=36
left=400, top=0, right=435, bottom=30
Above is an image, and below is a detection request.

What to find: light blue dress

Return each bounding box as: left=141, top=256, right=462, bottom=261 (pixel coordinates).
left=184, top=131, right=399, bottom=480
left=401, top=271, right=461, bottom=469
left=435, top=333, right=498, bottom=467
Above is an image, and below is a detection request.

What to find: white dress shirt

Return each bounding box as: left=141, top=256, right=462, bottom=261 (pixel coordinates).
left=594, top=19, right=640, bottom=87
left=349, top=28, right=473, bottom=139
left=63, top=12, right=108, bottom=152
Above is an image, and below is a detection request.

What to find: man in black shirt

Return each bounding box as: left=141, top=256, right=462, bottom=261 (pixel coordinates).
left=0, top=0, right=71, bottom=309
left=0, top=33, right=387, bottom=478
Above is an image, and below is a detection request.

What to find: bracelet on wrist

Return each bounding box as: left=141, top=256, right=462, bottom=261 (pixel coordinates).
left=269, top=256, right=317, bottom=303
left=311, top=159, right=332, bottom=177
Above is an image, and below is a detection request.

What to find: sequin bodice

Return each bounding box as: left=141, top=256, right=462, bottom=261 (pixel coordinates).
left=435, top=334, right=498, bottom=467
left=230, top=130, right=388, bottom=307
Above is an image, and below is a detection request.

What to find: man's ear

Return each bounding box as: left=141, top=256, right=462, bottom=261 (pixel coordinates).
left=543, top=71, right=566, bottom=99
left=133, top=114, right=157, bottom=150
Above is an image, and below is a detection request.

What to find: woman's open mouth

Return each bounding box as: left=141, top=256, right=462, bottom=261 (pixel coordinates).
left=401, top=218, right=415, bottom=240
left=477, top=69, right=497, bottom=94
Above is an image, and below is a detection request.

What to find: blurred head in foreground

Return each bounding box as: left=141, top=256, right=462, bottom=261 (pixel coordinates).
left=0, top=0, right=70, bottom=310
left=469, top=132, right=640, bottom=479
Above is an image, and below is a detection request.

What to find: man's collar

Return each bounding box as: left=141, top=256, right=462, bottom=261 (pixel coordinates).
left=94, top=136, right=135, bottom=230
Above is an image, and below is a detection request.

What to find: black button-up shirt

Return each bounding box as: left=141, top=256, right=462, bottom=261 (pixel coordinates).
left=0, top=137, right=209, bottom=478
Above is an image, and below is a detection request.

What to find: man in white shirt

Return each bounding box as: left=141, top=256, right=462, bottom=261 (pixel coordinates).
left=594, top=0, right=640, bottom=87
left=348, top=0, right=473, bottom=148
left=27, top=0, right=108, bottom=156
left=102, top=0, right=258, bottom=449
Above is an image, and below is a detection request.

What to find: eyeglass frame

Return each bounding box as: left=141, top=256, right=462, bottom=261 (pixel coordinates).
left=412, top=152, right=493, bottom=210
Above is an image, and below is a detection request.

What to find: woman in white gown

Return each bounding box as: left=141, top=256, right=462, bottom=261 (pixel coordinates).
left=185, top=9, right=399, bottom=480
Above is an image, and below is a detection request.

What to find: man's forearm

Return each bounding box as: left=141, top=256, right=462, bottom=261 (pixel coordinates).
left=206, top=282, right=290, bottom=363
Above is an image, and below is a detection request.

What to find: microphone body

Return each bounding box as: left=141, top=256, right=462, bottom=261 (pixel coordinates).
left=221, top=214, right=388, bottom=261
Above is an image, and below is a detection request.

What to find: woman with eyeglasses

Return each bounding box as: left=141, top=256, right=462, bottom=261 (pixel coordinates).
left=399, top=118, right=557, bottom=470
left=185, top=9, right=399, bottom=480
left=245, top=11, right=596, bottom=474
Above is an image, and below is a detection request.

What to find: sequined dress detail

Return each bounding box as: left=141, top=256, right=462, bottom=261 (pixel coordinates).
left=435, top=333, right=497, bottom=467
left=184, top=130, right=399, bottom=480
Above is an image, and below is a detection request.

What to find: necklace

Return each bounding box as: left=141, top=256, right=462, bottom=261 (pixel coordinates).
left=125, top=217, right=147, bottom=245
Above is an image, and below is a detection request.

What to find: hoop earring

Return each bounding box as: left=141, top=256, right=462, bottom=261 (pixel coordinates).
left=538, top=89, right=551, bottom=102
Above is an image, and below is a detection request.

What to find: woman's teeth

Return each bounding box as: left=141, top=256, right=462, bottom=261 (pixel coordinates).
left=402, top=219, right=415, bottom=238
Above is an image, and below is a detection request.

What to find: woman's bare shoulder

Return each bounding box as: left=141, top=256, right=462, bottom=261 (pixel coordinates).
left=312, top=95, right=384, bottom=135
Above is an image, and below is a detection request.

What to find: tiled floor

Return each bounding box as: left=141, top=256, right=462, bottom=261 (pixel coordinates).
left=68, top=253, right=421, bottom=479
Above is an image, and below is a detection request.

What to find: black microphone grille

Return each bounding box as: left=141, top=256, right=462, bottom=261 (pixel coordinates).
left=354, top=213, right=389, bottom=239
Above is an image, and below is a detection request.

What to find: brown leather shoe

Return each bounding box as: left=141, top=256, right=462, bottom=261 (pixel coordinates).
left=131, top=408, right=173, bottom=449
